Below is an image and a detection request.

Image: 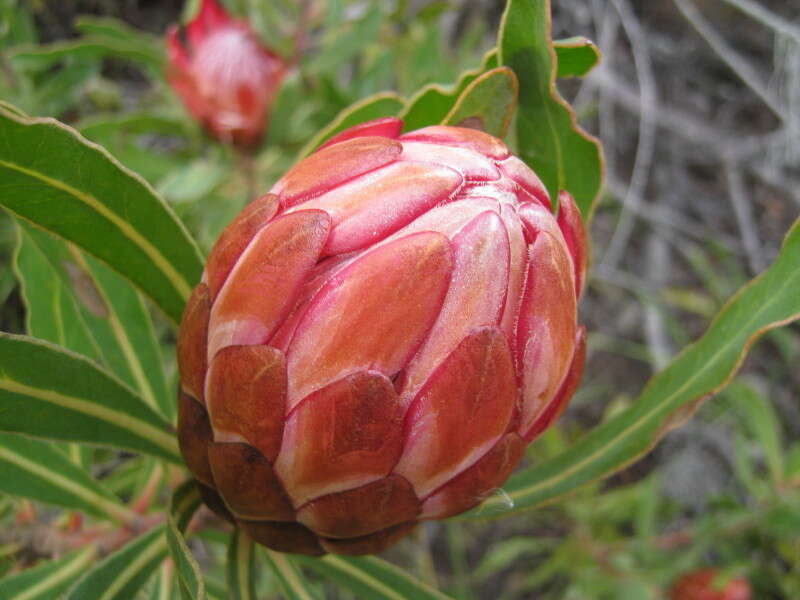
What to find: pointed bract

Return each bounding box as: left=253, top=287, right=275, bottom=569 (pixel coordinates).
left=401, top=125, right=510, bottom=159
left=207, top=210, right=330, bottom=360
left=275, top=371, right=404, bottom=507
left=400, top=211, right=510, bottom=406
left=320, top=522, right=417, bottom=556
left=208, top=442, right=294, bottom=521
left=297, top=475, right=420, bottom=539
left=178, top=283, right=211, bottom=403
left=320, top=117, right=404, bottom=149
left=205, top=345, right=286, bottom=461
left=498, top=155, right=551, bottom=208
left=421, top=433, right=524, bottom=519
left=177, top=392, right=214, bottom=486
left=238, top=520, right=325, bottom=555
left=274, top=137, right=402, bottom=207
left=524, top=327, right=586, bottom=442
left=290, top=161, right=462, bottom=255
left=557, top=191, right=589, bottom=297
left=205, top=194, right=279, bottom=301
left=516, top=233, right=577, bottom=439
left=395, top=327, right=517, bottom=499
left=285, top=232, right=453, bottom=407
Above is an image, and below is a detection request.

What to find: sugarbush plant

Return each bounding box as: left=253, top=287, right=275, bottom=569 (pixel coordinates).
left=0, top=0, right=798, bottom=597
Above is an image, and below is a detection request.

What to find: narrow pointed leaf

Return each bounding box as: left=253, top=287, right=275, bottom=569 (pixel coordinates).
left=499, top=0, right=603, bottom=217
left=0, top=333, right=180, bottom=463
left=166, top=481, right=205, bottom=600
left=11, top=35, right=163, bottom=71
left=298, top=93, right=404, bottom=158
left=14, top=222, right=171, bottom=418
left=147, top=562, right=176, bottom=600
left=554, top=37, right=600, bottom=78
left=293, top=555, right=454, bottom=600
left=442, top=67, right=518, bottom=138
left=401, top=49, right=498, bottom=132
left=262, top=550, right=318, bottom=600
left=78, top=113, right=191, bottom=140
left=73, top=250, right=172, bottom=418
left=74, top=15, right=159, bottom=46
left=0, top=105, right=203, bottom=324
left=0, top=432, right=133, bottom=522
left=13, top=221, right=102, bottom=362
left=467, top=218, right=800, bottom=517
left=67, top=527, right=167, bottom=600
left=227, top=529, right=256, bottom=600
left=0, top=547, right=96, bottom=600
left=726, top=380, right=784, bottom=484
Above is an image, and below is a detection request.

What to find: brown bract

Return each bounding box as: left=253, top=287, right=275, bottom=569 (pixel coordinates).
left=176, top=118, right=588, bottom=555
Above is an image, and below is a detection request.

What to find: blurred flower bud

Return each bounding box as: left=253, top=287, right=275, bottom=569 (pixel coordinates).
left=670, top=569, right=751, bottom=600
left=166, top=0, right=285, bottom=150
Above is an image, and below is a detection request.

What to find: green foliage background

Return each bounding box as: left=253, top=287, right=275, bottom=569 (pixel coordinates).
left=0, top=0, right=797, bottom=598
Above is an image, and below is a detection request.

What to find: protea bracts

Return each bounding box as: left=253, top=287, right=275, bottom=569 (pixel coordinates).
left=177, top=118, right=588, bottom=555
left=165, top=0, right=285, bottom=150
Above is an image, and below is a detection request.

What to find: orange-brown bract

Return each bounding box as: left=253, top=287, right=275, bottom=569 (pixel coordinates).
left=165, top=0, right=284, bottom=150
left=177, top=119, right=588, bottom=555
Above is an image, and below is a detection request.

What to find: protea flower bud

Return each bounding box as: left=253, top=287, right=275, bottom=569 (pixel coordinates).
left=165, top=0, right=285, bottom=150
left=177, top=118, right=588, bottom=555
left=669, top=570, right=751, bottom=600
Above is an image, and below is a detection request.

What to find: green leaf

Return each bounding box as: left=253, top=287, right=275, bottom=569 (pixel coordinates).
left=442, top=67, right=518, bottom=138
left=71, top=250, right=173, bottom=419
left=67, top=527, right=167, bottom=600
left=0, top=105, right=203, bottom=324
left=309, top=4, right=383, bottom=73
left=0, top=100, right=28, bottom=118
left=297, top=92, right=405, bottom=158
left=0, top=432, right=133, bottom=522
left=263, top=550, right=318, bottom=600
left=554, top=37, right=601, bottom=78
left=0, top=333, right=180, bottom=463
left=78, top=113, right=191, bottom=140
left=293, top=555, right=454, bottom=600
left=159, top=159, right=225, bottom=206
left=74, top=15, right=159, bottom=46
left=147, top=561, right=176, bottom=600
left=14, top=222, right=172, bottom=418
left=400, top=49, right=498, bottom=132
left=166, top=481, right=205, bottom=600
left=0, top=0, right=36, bottom=49
left=0, top=547, right=96, bottom=600
left=29, top=60, right=98, bottom=118
left=466, top=218, right=800, bottom=518
left=11, top=35, right=163, bottom=72
left=726, top=380, right=785, bottom=484
left=499, top=0, right=603, bottom=217
left=13, top=221, right=103, bottom=363
left=226, top=529, right=256, bottom=600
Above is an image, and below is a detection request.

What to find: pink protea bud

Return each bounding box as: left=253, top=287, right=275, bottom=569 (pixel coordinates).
left=669, top=570, right=751, bottom=600
left=165, top=0, right=285, bottom=150
left=177, top=119, right=588, bottom=555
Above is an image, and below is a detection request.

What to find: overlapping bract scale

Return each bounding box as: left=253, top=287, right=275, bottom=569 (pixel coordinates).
left=176, top=117, right=587, bottom=556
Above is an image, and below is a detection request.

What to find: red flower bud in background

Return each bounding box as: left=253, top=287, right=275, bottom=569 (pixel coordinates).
left=166, top=0, right=285, bottom=150
left=670, top=570, right=751, bottom=600
left=177, top=118, right=588, bottom=555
